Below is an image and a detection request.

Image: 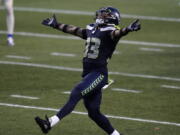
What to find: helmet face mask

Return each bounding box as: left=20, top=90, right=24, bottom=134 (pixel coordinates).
left=95, top=7, right=121, bottom=25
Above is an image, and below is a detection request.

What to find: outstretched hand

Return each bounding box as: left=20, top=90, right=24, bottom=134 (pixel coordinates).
left=127, top=19, right=141, bottom=32
left=42, top=14, right=59, bottom=28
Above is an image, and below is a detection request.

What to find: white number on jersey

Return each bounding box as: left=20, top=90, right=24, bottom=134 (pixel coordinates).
left=84, top=37, right=101, bottom=59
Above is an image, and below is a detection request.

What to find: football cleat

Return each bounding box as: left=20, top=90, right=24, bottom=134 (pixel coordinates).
left=7, top=37, right=15, bottom=46
left=35, top=115, right=51, bottom=134
left=102, top=79, right=114, bottom=90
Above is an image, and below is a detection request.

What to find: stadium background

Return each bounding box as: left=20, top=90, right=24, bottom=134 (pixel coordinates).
left=0, top=0, right=180, bottom=135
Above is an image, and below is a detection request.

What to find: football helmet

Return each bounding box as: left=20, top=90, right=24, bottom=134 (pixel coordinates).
left=95, top=6, right=121, bottom=25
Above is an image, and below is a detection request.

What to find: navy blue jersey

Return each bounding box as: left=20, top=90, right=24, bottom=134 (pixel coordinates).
left=82, top=24, right=119, bottom=77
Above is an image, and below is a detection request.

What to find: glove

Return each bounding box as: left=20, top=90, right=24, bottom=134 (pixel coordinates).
left=127, top=19, right=141, bottom=32
left=42, top=14, right=59, bottom=28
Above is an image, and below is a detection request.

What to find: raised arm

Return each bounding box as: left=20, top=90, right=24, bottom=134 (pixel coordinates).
left=42, top=14, right=87, bottom=39
left=111, top=19, right=141, bottom=41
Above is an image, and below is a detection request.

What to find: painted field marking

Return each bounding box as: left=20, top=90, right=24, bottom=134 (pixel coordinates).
left=62, top=91, right=71, bottom=94
left=5, top=55, right=31, bottom=60
left=0, top=102, right=180, bottom=127
left=113, top=51, right=121, bottom=55
left=119, top=40, right=180, bottom=48
left=0, top=61, right=180, bottom=82
left=121, top=14, right=180, bottom=23
left=111, top=88, right=142, bottom=93
left=0, top=31, right=180, bottom=48
left=10, top=94, right=39, bottom=100
left=51, top=52, right=76, bottom=57
left=0, top=6, right=179, bottom=22
left=161, top=85, right=180, bottom=90
left=139, top=48, right=164, bottom=52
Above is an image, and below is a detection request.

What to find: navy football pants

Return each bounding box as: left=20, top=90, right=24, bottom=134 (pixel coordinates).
left=56, top=71, right=114, bottom=134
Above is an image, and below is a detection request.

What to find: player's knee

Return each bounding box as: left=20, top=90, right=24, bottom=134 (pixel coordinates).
left=73, top=83, right=86, bottom=96
left=69, top=90, right=80, bottom=101
left=5, top=2, right=13, bottom=15
left=69, top=86, right=83, bottom=102
left=88, top=109, right=100, bottom=120
left=6, top=7, right=13, bottom=15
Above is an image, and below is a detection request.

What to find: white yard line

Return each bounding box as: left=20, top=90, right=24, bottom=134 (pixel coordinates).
left=113, top=51, right=121, bottom=55
left=10, top=94, right=39, bottom=100
left=139, top=48, right=164, bottom=52
left=0, top=102, right=180, bottom=127
left=5, top=55, right=31, bottom=60
left=0, top=31, right=179, bottom=48
left=13, top=7, right=93, bottom=15
left=0, top=30, right=79, bottom=40
left=0, top=61, right=180, bottom=82
left=119, top=40, right=180, bottom=48
left=108, top=71, right=180, bottom=82
left=51, top=52, right=76, bottom=57
left=0, top=6, right=179, bottom=22
left=121, top=14, right=180, bottom=23
left=161, top=85, right=180, bottom=90
left=62, top=91, right=71, bottom=94
left=112, top=88, right=142, bottom=93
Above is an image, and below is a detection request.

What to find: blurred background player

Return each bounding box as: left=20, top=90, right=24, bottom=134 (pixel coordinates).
left=0, top=0, right=15, bottom=46
left=35, top=6, right=140, bottom=135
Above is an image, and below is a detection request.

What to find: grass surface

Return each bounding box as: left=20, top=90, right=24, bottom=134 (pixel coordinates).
left=0, top=0, right=180, bottom=135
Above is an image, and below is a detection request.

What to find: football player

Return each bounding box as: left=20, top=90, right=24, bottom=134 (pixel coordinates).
left=35, top=6, right=141, bottom=135
left=0, top=0, right=15, bottom=46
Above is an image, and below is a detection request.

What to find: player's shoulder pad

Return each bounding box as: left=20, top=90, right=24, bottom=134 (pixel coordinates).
left=100, top=25, right=116, bottom=31
left=86, top=24, right=95, bottom=30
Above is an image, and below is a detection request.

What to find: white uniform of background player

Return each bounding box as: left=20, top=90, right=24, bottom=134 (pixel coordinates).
left=0, top=0, right=15, bottom=46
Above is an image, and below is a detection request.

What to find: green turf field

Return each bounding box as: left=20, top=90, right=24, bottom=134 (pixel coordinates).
left=0, top=0, right=180, bottom=135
